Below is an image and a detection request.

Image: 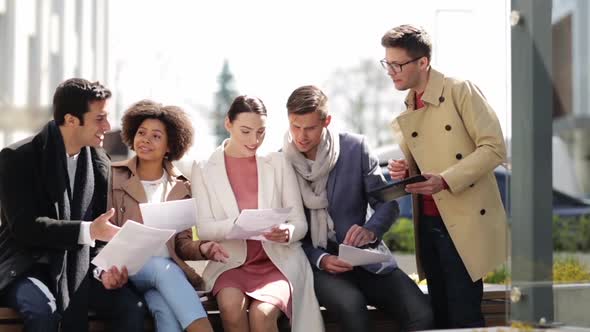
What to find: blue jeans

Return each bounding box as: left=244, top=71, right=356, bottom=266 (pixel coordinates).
left=0, top=265, right=147, bottom=332
left=0, top=274, right=59, bottom=332
left=130, top=257, right=207, bottom=331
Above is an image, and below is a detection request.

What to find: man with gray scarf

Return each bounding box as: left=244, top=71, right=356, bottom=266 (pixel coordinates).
left=283, top=85, right=433, bottom=332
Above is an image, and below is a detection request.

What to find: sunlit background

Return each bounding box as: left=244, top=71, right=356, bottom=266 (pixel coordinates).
left=5, top=0, right=590, bottom=327
left=0, top=0, right=510, bottom=165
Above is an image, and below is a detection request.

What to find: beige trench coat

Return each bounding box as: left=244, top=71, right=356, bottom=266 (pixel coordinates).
left=391, top=67, right=508, bottom=281
left=191, top=144, right=324, bottom=332
left=108, top=157, right=205, bottom=289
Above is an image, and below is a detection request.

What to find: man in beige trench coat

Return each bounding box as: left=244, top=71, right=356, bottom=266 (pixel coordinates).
left=381, top=24, right=507, bottom=328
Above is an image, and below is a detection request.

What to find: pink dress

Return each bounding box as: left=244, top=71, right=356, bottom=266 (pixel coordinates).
left=211, top=154, right=292, bottom=319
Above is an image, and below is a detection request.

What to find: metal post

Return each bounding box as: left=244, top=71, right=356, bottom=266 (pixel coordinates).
left=510, top=0, right=554, bottom=323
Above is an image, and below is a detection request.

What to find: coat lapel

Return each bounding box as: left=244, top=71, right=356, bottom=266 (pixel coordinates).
left=257, top=155, right=274, bottom=210
left=41, top=121, right=69, bottom=218
left=113, top=157, right=191, bottom=203
left=326, top=160, right=339, bottom=204
left=420, top=68, right=445, bottom=106
left=112, top=157, right=148, bottom=204
left=207, top=146, right=240, bottom=217
left=165, top=161, right=191, bottom=200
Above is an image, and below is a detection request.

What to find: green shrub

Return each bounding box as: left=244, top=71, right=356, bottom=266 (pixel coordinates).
left=553, top=215, right=590, bottom=252
left=383, top=217, right=415, bottom=253
left=553, top=256, right=590, bottom=283
left=483, top=257, right=590, bottom=284
left=383, top=213, right=590, bottom=253
left=484, top=264, right=510, bottom=284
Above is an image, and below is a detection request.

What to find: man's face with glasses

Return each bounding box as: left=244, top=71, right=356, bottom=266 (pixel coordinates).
left=382, top=47, right=426, bottom=91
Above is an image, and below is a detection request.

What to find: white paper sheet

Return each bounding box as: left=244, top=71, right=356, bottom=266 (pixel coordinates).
left=91, top=220, right=175, bottom=275
left=139, top=198, right=197, bottom=233
left=226, top=207, right=293, bottom=240
left=338, top=244, right=392, bottom=266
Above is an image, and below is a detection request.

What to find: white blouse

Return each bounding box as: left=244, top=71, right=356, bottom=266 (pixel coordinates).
left=140, top=169, right=171, bottom=257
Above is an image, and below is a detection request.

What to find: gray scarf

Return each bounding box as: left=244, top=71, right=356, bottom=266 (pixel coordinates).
left=283, top=129, right=339, bottom=249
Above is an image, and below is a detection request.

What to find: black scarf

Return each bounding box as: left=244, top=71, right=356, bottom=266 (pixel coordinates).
left=46, top=122, right=96, bottom=331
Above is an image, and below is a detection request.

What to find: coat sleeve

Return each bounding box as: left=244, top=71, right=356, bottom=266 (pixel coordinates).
left=391, top=119, right=418, bottom=175
left=301, top=224, right=328, bottom=267
left=175, top=179, right=207, bottom=261
left=358, top=137, right=399, bottom=239
left=440, top=81, right=507, bottom=193
left=191, top=160, right=236, bottom=241
left=278, top=153, right=308, bottom=244
left=0, top=147, right=81, bottom=249
left=106, top=169, right=124, bottom=227
left=174, top=228, right=206, bottom=260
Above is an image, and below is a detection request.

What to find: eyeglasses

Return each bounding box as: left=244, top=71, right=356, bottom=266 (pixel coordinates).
left=380, top=56, right=422, bottom=74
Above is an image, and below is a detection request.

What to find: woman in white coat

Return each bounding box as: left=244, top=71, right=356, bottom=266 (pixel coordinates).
left=186, top=95, right=324, bottom=332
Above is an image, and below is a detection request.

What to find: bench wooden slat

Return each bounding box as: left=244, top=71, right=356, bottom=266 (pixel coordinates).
left=0, top=308, right=19, bottom=322
left=1, top=289, right=509, bottom=331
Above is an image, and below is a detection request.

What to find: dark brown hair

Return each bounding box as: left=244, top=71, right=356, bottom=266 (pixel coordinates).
left=286, top=85, right=328, bottom=119
left=121, top=99, right=194, bottom=161
left=226, top=95, right=268, bottom=122
left=381, top=24, right=432, bottom=61
left=53, top=78, right=111, bottom=125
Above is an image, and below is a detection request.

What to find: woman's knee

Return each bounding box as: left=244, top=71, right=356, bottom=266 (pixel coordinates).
left=217, top=291, right=247, bottom=322
left=248, top=301, right=280, bottom=327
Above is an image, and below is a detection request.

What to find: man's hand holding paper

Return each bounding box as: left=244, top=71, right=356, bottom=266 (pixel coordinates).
left=91, top=220, right=175, bottom=275
left=338, top=244, right=392, bottom=266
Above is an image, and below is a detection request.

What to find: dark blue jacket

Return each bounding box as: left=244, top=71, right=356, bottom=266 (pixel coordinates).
left=302, top=132, right=399, bottom=265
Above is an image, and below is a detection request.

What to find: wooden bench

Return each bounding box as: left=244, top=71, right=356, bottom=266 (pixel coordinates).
left=0, top=285, right=508, bottom=331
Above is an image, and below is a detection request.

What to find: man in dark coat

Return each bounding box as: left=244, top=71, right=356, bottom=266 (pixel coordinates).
left=0, top=78, right=147, bottom=331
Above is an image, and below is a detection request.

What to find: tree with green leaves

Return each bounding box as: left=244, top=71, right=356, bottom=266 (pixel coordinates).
left=326, top=59, right=404, bottom=148
left=212, top=60, right=238, bottom=145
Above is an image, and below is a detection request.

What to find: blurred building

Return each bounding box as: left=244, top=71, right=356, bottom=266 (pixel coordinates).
left=552, top=0, right=590, bottom=195
left=0, top=0, right=110, bottom=147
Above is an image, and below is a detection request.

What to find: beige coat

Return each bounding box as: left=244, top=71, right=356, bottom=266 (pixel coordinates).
left=391, top=68, right=508, bottom=281
left=191, top=145, right=324, bottom=332
left=108, top=157, right=205, bottom=289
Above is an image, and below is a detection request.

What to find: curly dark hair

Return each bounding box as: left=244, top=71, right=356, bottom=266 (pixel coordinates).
left=121, top=100, right=194, bottom=161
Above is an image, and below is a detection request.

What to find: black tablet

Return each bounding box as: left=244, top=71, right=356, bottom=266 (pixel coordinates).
left=368, top=175, right=427, bottom=201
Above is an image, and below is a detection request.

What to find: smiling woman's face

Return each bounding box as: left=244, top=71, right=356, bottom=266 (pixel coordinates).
left=133, top=118, right=169, bottom=162
left=224, top=112, right=267, bottom=157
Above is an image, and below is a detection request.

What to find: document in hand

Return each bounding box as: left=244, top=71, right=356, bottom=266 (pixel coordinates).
left=91, top=220, right=175, bottom=275
left=338, top=244, right=392, bottom=266
left=226, top=207, right=293, bottom=240
left=139, top=198, right=197, bottom=233
left=368, top=175, right=427, bottom=202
